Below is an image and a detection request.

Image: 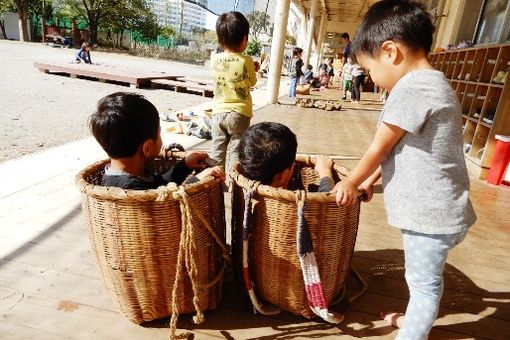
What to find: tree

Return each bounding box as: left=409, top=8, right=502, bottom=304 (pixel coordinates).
left=0, top=0, right=15, bottom=39
left=246, top=10, right=270, bottom=38
left=100, top=0, right=158, bottom=48
left=286, top=33, right=296, bottom=46
left=245, top=37, right=261, bottom=56
left=12, top=0, right=30, bottom=41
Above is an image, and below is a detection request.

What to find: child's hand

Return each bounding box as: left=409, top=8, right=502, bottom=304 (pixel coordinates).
left=184, top=151, right=209, bottom=170
left=315, top=155, right=333, bottom=179
left=358, top=181, right=374, bottom=202
left=332, top=179, right=358, bottom=206
left=196, top=166, right=225, bottom=181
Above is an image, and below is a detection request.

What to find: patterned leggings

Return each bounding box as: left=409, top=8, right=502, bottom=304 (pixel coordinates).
left=397, top=229, right=468, bottom=340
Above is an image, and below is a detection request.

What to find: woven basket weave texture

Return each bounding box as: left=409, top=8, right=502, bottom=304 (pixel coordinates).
left=231, top=156, right=360, bottom=318
left=76, top=158, right=226, bottom=324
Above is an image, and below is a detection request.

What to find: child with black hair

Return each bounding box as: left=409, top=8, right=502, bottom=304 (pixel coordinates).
left=89, top=92, right=224, bottom=190
left=289, top=47, right=304, bottom=97
left=211, top=11, right=258, bottom=170
left=75, top=42, right=92, bottom=64
left=238, top=122, right=334, bottom=191
left=333, top=1, right=476, bottom=338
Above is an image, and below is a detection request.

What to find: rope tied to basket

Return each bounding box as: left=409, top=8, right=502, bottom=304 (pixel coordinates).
left=168, top=185, right=231, bottom=339
left=295, top=190, right=344, bottom=324
left=242, top=182, right=281, bottom=316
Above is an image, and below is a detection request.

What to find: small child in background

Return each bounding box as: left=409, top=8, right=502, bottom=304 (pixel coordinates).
left=289, top=47, right=304, bottom=97
left=302, top=64, right=314, bottom=84
left=333, top=1, right=476, bottom=338
left=75, top=42, right=92, bottom=64
left=238, top=122, right=334, bottom=191
left=210, top=11, right=257, bottom=170
left=341, top=56, right=354, bottom=100
left=351, top=61, right=365, bottom=103
left=89, top=92, right=224, bottom=190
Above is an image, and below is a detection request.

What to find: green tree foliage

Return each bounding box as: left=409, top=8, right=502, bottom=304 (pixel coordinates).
left=246, top=10, right=270, bottom=38
left=286, top=33, right=296, bottom=46
left=245, top=37, right=261, bottom=56
left=54, top=0, right=158, bottom=45
left=103, top=0, right=159, bottom=47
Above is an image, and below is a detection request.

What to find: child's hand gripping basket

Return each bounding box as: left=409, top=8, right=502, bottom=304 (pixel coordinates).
left=75, top=154, right=229, bottom=335
left=231, top=155, right=362, bottom=323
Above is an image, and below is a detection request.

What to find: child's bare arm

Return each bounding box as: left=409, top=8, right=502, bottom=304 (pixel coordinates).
left=334, top=122, right=405, bottom=205
left=195, top=165, right=225, bottom=181
left=315, top=155, right=333, bottom=180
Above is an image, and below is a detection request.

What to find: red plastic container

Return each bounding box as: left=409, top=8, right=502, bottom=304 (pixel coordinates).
left=488, top=135, right=510, bottom=185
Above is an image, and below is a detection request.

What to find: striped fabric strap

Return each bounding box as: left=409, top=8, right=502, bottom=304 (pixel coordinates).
left=242, top=188, right=280, bottom=316
left=296, top=190, right=344, bottom=324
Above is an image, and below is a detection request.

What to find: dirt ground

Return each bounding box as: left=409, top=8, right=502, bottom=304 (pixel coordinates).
left=0, top=40, right=213, bottom=162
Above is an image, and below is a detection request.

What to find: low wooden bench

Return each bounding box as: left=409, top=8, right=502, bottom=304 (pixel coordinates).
left=34, top=62, right=183, bottom=88
left=151, top=79, right=214, bottom=97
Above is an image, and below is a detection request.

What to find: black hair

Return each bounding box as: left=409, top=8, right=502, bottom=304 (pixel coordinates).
left=293, top=47, right=303, bottom=57
left=89, top=92, right=160, bottom=159
left=341, top=33, right=349, bottom=40
left=238, top=122, right=298, bottom=185
left=351, top=0, right=433, bottom=58
left=216, top=11, right=250, bottom=50
left=307, top=64, right=313, bottom=70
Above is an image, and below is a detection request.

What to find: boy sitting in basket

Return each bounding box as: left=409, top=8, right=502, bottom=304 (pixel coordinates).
left=238, top=121, right=334, bottom=191
left=89, top=92, right=224, bottom=189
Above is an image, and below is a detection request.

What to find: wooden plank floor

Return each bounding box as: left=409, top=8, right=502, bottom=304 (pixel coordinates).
left=1, top=93, right=509, bottom=339
left=33, top=62, right=183, bottom=88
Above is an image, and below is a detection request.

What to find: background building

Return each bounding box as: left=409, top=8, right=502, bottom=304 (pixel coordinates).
left=148, top=0, right=208, bottom=31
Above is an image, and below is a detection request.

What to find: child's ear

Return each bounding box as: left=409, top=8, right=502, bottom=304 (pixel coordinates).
left=381, top=40, right=398, bottom=64
left=141, top=139, right=154, bottom=157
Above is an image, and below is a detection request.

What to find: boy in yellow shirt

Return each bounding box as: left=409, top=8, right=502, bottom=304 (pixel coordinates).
left=211, top=11, right=257, bottom=169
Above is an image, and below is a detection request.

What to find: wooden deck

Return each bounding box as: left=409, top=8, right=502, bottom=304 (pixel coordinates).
left=151, top=78, right=214, bottom=97
left=34, top=62, right=183, bottom=88
left=1, top=93, right=509, bottom=339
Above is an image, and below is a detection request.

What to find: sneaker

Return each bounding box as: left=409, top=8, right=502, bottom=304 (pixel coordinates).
left=341, top=96, right=347, bottom=100
left=473, top=112, right=480, bottom=118
left=483, top=117, right=493, bottom=125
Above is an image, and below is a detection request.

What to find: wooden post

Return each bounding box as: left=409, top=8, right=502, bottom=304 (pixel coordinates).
left=304, top=0, right=319, bottom=66
left=267, top=0, right=291, bottom=104
left=314, top=11, right=327, bottom=69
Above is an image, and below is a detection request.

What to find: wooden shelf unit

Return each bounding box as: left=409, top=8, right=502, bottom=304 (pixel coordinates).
left=430, top=44, right=510, bottom=179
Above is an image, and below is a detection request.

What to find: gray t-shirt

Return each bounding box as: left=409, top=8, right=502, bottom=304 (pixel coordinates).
left=379, top=69, right=476, bottom=234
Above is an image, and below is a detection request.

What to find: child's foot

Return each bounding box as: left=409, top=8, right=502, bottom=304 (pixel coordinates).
left=341, top=96, right=347, bottom=100
left=380, top=312, right=405, bottom=328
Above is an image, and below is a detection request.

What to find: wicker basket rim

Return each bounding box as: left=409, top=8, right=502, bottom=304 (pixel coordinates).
left=75, top=158, right=220, bottom=201
left=230, top=154, right=351, bottom=203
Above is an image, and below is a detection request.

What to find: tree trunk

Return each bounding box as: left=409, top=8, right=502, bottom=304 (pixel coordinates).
left=87, top=13, right=99, bottom=44
left=18, top=6, right=29, bottom=42
left=0, top=20, right=7, bottom=39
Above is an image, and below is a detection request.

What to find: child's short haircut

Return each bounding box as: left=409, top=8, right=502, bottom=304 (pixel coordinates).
left=352, top=0, right=433, bottom=58
left=81, top=42, right=90, bottom=49
left=216, top=11, right=250, bottom=50
left=238, top=122, right=298, bottom=185
left=341, top=32, right=349, bottom=39
left=307, top=64, right=313, bottom=70
left=293, top=47, right=303, bottom=56
left=89, top=92, right=159, bottom=159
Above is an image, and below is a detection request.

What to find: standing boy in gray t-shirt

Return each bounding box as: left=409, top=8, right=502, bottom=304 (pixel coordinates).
left=333, top=1, right=476, bottom=339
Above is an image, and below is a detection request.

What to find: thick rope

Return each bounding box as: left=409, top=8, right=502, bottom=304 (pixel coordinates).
left=242, top=186, right=281, bottom=316
left=168, top=186, right=230, bottom=339
left=295, top=190, right=344, bottom=324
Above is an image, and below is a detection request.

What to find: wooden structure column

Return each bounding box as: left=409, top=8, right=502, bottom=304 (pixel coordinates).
left=267, top=0, right=291, bottom=104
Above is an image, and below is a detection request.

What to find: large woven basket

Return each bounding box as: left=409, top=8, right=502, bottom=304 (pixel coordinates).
left=231, top=155, right=361, bottom=320
left=75, top=156, right=228, bottom=326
